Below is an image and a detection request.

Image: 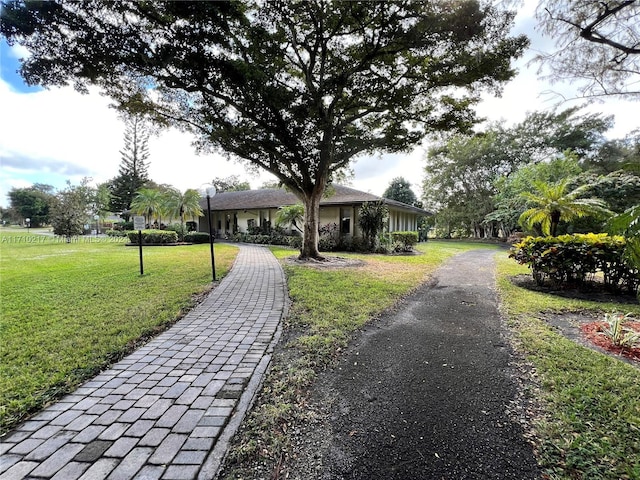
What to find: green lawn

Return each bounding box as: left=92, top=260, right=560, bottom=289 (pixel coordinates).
left=495, top=252, right=640, bottom=480
left=0, top=229, right=238, bottom=433
left=5, top=231, right=634, bottom=479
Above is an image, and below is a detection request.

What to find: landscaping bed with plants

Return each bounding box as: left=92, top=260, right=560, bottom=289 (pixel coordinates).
left=497, top=254, right=640, bottom=480
left=580, top=317, right=640, bottom=362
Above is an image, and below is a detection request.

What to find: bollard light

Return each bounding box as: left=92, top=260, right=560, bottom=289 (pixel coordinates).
left=201, top=185, right=217, bottom=282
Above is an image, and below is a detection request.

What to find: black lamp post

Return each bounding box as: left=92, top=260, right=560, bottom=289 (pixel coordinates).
left=25, top=217, right=30, bottom=233
left=203, top=185, right=217, bottom=282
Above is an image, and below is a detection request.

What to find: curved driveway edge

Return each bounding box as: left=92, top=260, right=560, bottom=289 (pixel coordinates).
left=0, top=244, right=288, bottom=480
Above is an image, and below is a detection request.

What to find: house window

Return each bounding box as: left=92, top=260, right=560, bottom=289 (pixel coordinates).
left=340, top=207, right=351, bottom=235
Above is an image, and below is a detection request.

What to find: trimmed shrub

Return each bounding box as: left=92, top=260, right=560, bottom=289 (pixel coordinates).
left=105, top=229, right=127, bottom=237
left=231, top=232, right=298, bottom=247
left=127, top=229, right=178, bottom=245
left=166, top=223, right=187, bottom=240
left=184, top=232, right=211, bottom=244
left=114, top=221, right=133, bottom=231
left=391, top=231, right=419, bottom=252
left=288, top=236, right=302, bottom=250
left=510, top=233, right=639, bottom=293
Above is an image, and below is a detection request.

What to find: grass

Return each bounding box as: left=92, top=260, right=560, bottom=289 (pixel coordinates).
left=0, top=228, right=238, bottom=434
left=221, top=240, right=499, bottom=475
left=495, top=253, right=640, bottom=480
left=6, top=229, right=635, bottom=478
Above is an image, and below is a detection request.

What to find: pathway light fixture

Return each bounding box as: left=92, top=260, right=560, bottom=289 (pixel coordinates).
left=201, top=184, right=217, bottom=282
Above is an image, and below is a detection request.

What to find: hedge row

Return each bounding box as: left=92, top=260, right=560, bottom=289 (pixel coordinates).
left=510, top=233, right=639, bottom=293
left=184, top=232, right=211, bottom=244
left=126, top=230, right=178, bottom=245
left=231, top=232, right=301, bottom=248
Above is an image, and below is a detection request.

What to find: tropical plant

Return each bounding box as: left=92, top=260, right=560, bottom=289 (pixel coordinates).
left=510, top=233, right=637, bottom=292
left=608, top=204, right=640, bottom=300
left=600, top=312, right=640, bottom=349
left=518, top=179, right=612, bottom=236
left=358, top=201, right=389, bottom=252
left=164, top=188, right=203, bottom=240
left=275, top=204, right=304, bottom=234
left=130, top=188, right=163, bottom=227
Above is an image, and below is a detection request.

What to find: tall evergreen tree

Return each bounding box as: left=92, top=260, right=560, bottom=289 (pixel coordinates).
left=108, top=115, right=151, bottom=218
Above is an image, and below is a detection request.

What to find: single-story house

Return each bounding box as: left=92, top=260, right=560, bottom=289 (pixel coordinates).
left=198, top=185, right=430, bottom=238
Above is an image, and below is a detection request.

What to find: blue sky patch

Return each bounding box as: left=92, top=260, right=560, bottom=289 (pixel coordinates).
left=1, top=39, right=43, bottom=93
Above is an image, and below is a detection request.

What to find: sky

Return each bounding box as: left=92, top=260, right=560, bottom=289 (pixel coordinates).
left=0, top=2, right=637, bottom=209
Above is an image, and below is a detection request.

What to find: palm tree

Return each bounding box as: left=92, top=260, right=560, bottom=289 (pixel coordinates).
left=130, top=188, right=163, bottom=227
left=275, top=204, right=304, bottom=233
left=358, top=201, right=389, bottom=251
left=165, top=188, right=203, bottom=239
left=518, top=179, right=611, bottom=237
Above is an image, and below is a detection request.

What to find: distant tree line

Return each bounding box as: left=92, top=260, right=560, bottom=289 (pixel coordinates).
left=422, top=107, right=640, bottom=239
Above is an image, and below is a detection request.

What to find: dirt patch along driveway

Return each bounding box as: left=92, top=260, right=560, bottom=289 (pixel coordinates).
left=289, top=249, right=540, bottom=479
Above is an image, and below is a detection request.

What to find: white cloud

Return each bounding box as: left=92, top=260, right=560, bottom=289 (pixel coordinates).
left=5, top=42, right=31, bottom=60
left=0, top=79, right=264, bottom=206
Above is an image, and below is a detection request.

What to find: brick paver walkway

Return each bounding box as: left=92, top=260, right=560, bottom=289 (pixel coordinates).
left=0, top=244, right=288, bottom=480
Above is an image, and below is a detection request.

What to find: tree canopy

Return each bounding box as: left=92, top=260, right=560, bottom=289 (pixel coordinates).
left=1, top=0, right=527, bottom=258
left=50, top=179, right=96, bottom=239
left=7, top=184, right=55, bottom=227
left=422, top=107, right=627, bottom=238
left=211, top=175, right=251, bottom=193
left=383, top=177, right=418, bottom=206
left=534, top=0, right=640, bottom=99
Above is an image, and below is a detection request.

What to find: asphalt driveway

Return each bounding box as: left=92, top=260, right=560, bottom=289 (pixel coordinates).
left=290, top=249, right=540, bottom=479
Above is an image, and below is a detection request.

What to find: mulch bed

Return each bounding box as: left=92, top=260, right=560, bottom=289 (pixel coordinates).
left=510, top=274, right=639, bottom=304
left=579, top=321, right=640, bottom=362
left=512, top=274, right=640, bottom=365
left=285, top=256, right=365, bottom=269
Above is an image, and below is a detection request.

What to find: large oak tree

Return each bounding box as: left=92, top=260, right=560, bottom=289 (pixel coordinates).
left=1, top=0, right=527, bottom=258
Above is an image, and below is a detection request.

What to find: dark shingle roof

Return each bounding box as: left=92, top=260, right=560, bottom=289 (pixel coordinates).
left=201, top=185, right=430, bottom=215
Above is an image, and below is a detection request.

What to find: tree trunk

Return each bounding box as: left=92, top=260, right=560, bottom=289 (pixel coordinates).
left=300, top=190, right=323, bottom=260
left=550, top=210, right=561, bottom=237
